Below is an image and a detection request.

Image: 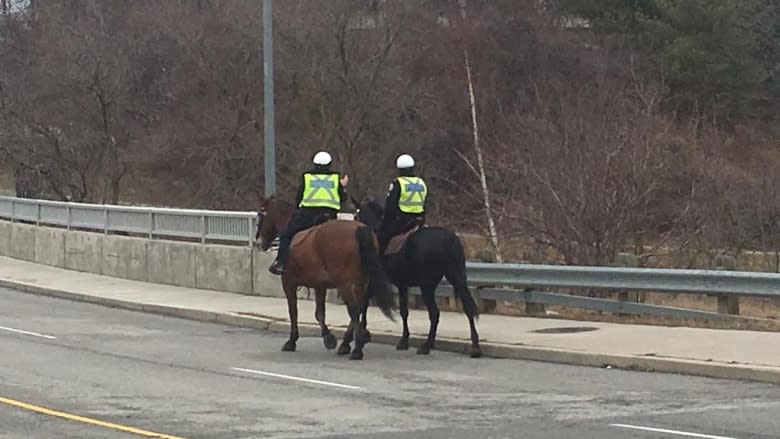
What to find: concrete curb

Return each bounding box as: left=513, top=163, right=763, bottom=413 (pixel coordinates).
left=3, top=278, right=780, bottom=385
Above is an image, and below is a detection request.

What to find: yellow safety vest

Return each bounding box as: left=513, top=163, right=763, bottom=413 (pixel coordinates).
left=397, top=176, right=427, bottom=214
left=299, top=173, right=341, bottom=210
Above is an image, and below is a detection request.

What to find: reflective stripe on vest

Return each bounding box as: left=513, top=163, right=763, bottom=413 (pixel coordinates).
left=397, top=176, right=427, bottom=214
left=299, top=173, right=341, bottom=210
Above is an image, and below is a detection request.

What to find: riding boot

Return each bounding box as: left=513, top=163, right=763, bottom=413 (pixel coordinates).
left=377, top=229, right=391, bottom=255
left=269, top=210, right=315, bottom=275
left=269, top=231, right=292, bottom=275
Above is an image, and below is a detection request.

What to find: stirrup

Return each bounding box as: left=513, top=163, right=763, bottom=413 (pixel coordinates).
left=268, top=261, right=285, bottom=275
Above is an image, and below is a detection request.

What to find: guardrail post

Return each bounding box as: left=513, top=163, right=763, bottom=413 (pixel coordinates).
left=519, top=289, right=546, bottom=315
left=474, top=288, right=497, bottom=314
left=614, top=253, right=640, bottom=316
left=525, top=297, right=546, bottom=315
left=148, top=212, right=154, bottom=239
left=247, top=217, right=254, bottom=247
left=200, top=215, right=206, bottom=244
left=714, top=255, right=740, bottom=315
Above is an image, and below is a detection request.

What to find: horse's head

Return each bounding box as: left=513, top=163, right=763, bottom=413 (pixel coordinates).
left=353, top=196, right=384, bottom=231
left=256, top=195, right=295, bottom=251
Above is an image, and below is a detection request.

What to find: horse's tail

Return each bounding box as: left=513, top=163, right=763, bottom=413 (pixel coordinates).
left=445, top=233, right=480, bottom=319
left=355, top=226, right=397, bottom=322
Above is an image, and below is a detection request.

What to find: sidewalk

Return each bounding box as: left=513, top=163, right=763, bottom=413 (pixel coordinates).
left=1, top=256, right=779, bottom=384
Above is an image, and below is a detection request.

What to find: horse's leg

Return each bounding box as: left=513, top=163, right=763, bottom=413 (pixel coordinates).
left=445, top=270, right=482, bottom=358
left=315, top=288, right=337, bottom=350
left=361, top=295, right=371, bottom=343
left=337, top=322, right=353, bottom=356
left=417, top=284, right=440, bottom=355
left=348, top=303, right=369, bottom=361
left=338, top=288, right=371, bottom=355
left=281, top=276, right=299, bottom=352
left=396, top=285, right=410, bottom=350
left=337, top=289, right=354, bottom=355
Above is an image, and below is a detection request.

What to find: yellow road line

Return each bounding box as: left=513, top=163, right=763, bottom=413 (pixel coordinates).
left=0, top=396, right=187, bottom=439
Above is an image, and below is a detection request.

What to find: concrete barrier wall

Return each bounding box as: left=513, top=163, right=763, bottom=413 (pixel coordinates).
left=102, top=235, right=148, bottom=281
left=195, top=244, right=253, bottom=294
left=0, top=221, right=507, bottom=313
left=0, top=221, right=11, bottom=257
left=147, top=240, right=198, bottom=289
left=35, top=227, right=66, bottom=268
left=252, top=249, right=283, bottom=298
left=0, top=221, right=277, bottom=297
left=9, top=223, right=36, bottom=262
left=64, top=231, right=103, bottom=273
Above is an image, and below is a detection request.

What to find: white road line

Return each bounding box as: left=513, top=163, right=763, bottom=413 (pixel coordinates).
left=609, top=423, right=740, bottom=439
left=231, top=367, right=361, bottom=391
left=0, top=325, right=56, bottom=340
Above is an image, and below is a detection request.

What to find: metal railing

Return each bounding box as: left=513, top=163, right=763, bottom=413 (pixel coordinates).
left=2, top=195, right=779, bottom=321
left=464, top=262, right=780, bottom=297
left=0, top=196, right=258, bottom=246
left=454, top=262, right=780, bottom=321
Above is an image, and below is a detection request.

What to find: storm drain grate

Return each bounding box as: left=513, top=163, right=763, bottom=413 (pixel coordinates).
left=532, top=326, right=599, bottom=334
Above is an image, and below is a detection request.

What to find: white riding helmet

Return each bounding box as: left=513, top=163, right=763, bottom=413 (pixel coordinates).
left=396, top=154, right=415, bottom=169
left=313, top=151, right=332, bottom=166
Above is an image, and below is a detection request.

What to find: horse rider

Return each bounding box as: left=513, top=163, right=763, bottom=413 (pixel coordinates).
left=269, top=151, right=349, bottom=275
left=378, top=153, right=428, bottom=252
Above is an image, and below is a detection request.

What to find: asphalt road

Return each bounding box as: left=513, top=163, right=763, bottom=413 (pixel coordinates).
left=1, top=287, right=780, bottom=439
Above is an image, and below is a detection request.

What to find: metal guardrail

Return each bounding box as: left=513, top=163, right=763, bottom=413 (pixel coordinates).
left=416, top=263, right=780, bottom=321
left=459, top=262, right=780, bottom=320
left=2, top=195, right=779, bottom=321
left=464, top=262, right=780, bottom=298
left=0, top=196, right=258, bottom=246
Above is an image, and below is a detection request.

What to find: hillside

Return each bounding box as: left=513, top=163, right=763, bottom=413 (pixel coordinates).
left=0, top=0, right=777, bottom=266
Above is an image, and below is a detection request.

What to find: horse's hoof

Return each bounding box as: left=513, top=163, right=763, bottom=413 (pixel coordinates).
left=323, top=333, right=337, bottom=350
left=337, top=343, right=351, bottom=355
left=349, top=350, right=364, bottom=361
left=470, top=346, right=483, bottom=358
left=281, top=340, right=296, bottom=352
left=355, top=331, right=370, bottom=345
left=396, top=339, right=409, bottom=351
left=416, top=345, right=431, bottom=355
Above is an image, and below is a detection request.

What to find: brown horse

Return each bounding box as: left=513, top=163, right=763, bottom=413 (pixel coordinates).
left=256, top=196, right=396, bottom=360
left=255, top=196, right=295, bottom=251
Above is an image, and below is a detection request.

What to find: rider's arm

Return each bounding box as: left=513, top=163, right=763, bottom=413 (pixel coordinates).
left=338, top=178, right=347, bottom=209
left=382, top=180, right=400, bottom=227
left=423, top=179, right=429, bottom=212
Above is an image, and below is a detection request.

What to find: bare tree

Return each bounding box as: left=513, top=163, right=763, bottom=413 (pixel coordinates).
left=493, top=59, right=676, bottom=266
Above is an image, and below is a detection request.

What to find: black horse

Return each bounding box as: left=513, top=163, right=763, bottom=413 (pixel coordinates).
left=353, top=198, right=482, bottom=358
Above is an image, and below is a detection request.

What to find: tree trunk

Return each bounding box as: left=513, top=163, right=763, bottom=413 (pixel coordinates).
left=463, top=49, right=502, bottom=262
left=459, top=0, right=502, bottom=262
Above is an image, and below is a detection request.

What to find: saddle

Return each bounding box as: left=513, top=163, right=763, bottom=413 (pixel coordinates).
left=290, top=227, right=317, bottom=249
left=385, top=224, right=421, bottom=256
left=290, top=213, right=334, bottom=249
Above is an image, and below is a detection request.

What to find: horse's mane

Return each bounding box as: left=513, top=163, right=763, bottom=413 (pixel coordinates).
left=275, top=198, right=295, bottom=210
left=261, top=195, right=295, bottom=212
left=360, top=198, right=384, bottom=223
left=365, top=199, right=384, bottom=215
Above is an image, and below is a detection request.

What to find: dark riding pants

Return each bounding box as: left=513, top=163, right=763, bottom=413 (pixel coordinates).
left=277, top=209, right=336, bottom=266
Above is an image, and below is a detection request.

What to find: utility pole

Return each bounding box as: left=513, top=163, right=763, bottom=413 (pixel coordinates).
left=262, top=0, right=276, bottom=196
